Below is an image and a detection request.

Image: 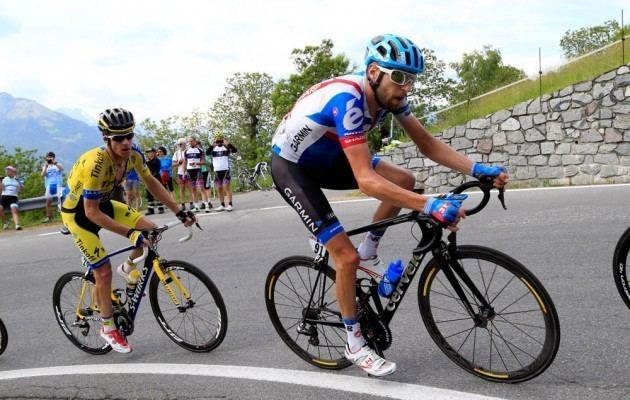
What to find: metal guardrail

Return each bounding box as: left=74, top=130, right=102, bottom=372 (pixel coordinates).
left=18, top=196, right=59, bottom=212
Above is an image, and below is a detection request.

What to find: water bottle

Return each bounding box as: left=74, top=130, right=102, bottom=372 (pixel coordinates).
left=125, top=269, right=141, bottom=299
left=378, top=259, right=404, bottom=298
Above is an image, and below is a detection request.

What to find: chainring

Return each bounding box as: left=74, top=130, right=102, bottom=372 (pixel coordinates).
left=359, top=305, right=392, bottom=352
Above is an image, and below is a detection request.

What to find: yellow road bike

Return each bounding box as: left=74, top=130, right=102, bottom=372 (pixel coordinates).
left=53, top=221, right=228, bottom=354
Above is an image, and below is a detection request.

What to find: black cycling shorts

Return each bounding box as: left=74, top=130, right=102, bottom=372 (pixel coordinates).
left=271, top=153, right=363, bottom=244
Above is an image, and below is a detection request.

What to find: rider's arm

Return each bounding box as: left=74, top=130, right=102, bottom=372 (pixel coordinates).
left=399, top=115, right=474, bottom=176
left=83, top=198, right=131, bottom=237
left=41, top=164, right=47, bottom=177
left=227, top=143, right=237, bottom=153
left=343, top=143, right=428, bottom=212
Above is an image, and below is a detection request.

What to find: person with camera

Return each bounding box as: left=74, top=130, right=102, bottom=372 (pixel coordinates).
left=41, top=151, right=64, bottom=223
left=206, top=134, right=237, bottom=211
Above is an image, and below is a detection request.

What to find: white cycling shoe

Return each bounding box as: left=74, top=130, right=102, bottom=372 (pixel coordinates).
left=358, top=254, right=387, bottom=278
left=345, top=344, right=397, bottom=377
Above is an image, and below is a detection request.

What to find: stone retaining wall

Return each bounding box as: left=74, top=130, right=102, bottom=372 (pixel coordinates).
left=378, top=64, right=630, bottom=193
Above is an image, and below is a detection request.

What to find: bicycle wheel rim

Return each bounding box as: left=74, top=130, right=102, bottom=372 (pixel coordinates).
left=52, top=272, right=111, bottom=355
left=149, top=261, right=228, bottom=352
left=419, top=245, right=560, bottom=383
left=265, top=256, right=351, bottom=369
left=613, top=227, right=630, bottom=310
left=0, top=318, right=7, bottom=356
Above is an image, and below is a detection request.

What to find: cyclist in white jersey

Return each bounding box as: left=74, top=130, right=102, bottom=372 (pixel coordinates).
left=41, top=151, right=64, bottom=223
left=271, top=34, right=509, bottom=377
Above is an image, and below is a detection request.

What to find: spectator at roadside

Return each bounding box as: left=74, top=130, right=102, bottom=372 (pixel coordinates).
left=157, top=146, right=174, bottom=193
left=172, top=138, right=189, bottom=210
left=123, top=168, right=142, bottom=210
left=1, top=166, right=23, bottom=230
left=145, top=148, right=164, bottom=215
left=41, top=151, right=64, bottom=223
left=206, top=134, right=237, bottom=211
left=199, top=148, right=214, bottom=213
left=184, top=136, right=206, bottom=212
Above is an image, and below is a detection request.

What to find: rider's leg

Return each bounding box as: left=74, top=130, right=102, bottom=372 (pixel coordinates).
left=358, top=161, right=415, bottom=263
left=325, top=233, right=364, bottom=350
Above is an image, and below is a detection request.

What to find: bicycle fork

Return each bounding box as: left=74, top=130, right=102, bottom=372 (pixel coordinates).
left=433, top=241, right=495, bottom=327
left=151, top=259, right=194, bottom=312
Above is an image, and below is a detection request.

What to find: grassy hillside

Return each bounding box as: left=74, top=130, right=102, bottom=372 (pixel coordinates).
left=427, top=38, right=630, bottom=133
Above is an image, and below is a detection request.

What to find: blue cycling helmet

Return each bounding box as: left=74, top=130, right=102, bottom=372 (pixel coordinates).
left=364, top=34, right=424, bottom=74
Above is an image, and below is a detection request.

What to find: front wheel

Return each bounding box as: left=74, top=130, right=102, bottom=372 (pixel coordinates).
left=265, top=256, right=351, bottom=369
left=52, top=272, right=111, bottom=355
left=613, top=227, right=630, bottom=310
left=418, top=245, right=560, bottom=383
left=0, top=317, right=7, bottom=356
left=149, top=260, right=228, bottom=352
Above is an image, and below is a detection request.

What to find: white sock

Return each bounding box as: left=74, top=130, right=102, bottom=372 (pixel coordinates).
left=345, top=321, right=365, bottom=353
left=358, top=232, right=383, bottom=259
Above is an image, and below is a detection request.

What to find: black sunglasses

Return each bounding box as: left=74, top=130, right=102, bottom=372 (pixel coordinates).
left=108, top=132, right=135, bottom=142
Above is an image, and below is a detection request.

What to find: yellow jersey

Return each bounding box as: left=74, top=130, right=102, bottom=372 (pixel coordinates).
left=63, top=144, right=151, bottom=211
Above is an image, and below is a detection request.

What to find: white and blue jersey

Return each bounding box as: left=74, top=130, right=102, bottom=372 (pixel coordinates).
left=44, top=163, right=63, bottom=198
left=272, top=72, right=410, bottom=168
left=271, top=73, right=412, bottom=245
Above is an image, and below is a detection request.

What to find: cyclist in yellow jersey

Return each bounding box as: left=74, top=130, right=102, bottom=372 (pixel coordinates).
left=61, top=108, right=196, bottom=353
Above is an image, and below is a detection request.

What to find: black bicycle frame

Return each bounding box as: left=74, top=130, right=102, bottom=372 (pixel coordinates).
left=84, top=244, right=158, bottom=322
left=304, top=177, right=502, bottom=329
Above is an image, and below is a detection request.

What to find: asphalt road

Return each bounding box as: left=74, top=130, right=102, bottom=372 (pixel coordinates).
left=1, top=184, right=630, bottom=400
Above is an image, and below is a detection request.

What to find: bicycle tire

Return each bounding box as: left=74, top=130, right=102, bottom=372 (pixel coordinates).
left=0, top=317, right=7, bottom=356
left=613, top=227, right=630, bottom=310
left=149, top=260, right=228, bottom=352
left=418, top=245, right=560, bottom=383
left=52, top=272, right=111, bottom=355
left=265, top=256, right=351, bottom=370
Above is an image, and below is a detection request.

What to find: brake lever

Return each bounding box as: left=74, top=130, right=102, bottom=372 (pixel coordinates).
left=497, top=188, right=507, bottom=210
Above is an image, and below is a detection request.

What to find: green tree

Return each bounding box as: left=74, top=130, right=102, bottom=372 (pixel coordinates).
left=139, top=116, right=182, bottom=154
left=271, top=39, right=353, bottom=121
left=409, top=48, right=456, bottom=119
left=0, top=145, right=44, bottom=198
left=560, top=20, right=623, bottom=59
left=450, top=45, right=525, bottom=103
left=209, top=72, right=276, bottom=166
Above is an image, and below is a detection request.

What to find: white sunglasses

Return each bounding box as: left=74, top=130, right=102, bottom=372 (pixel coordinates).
left=376, top=65, right=417, bottom=86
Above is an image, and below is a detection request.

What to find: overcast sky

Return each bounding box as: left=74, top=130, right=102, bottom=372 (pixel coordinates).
left=0, top=0, right=626, bottom=122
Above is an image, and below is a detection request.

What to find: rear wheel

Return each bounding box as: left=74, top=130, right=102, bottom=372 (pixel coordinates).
left=52, top=272, right=111, bottom=355
left=265, top=256, right=350, bottom=369
left=149, top=260, right=228, bottom=352
left=418, top=245, right=560, bottom=383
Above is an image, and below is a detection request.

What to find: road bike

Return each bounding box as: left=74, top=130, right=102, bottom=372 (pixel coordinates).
left=612, top=226, right=630, bottom=310
left=0, top=317, right=6, bottom=356
left=235, top=161, right=272, bottom=192
left=53, top=220, right=228, bottom=354
left=265, top=177, right=560, bottom=383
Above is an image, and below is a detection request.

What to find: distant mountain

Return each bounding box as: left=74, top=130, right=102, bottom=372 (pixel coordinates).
left=0, top=92, right=102, bottom=165
left=56, top=107, right=96, bottom=126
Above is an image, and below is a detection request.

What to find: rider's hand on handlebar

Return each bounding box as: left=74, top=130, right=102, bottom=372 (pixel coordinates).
left=176, top=209, right=197, bottom=227
left=472, top=163, right=509, bottom=190
left=127, top=230, right=149, bottom=247
left=424, top=194, right=468, bottom=231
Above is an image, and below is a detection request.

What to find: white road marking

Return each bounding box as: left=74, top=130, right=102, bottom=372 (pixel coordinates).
left=0, top=363, right=507, bottom=400
left=38, top=231, right=61, bottom=236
